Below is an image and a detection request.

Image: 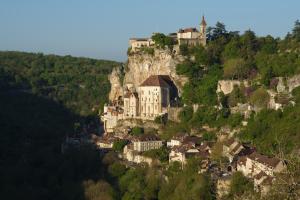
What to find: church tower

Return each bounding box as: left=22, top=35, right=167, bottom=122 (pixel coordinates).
left=199, top=15, right=207, bottom=46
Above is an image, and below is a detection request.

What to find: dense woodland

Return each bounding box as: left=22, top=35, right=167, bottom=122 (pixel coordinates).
left=174, top=20, right=300, bottom=156
left=0, top=51, right=120, bottom=116
left=1, top=20, right=300, bottom=200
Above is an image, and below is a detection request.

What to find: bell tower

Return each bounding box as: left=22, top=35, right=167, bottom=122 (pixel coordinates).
left=199, top=15, right=207, bottom=46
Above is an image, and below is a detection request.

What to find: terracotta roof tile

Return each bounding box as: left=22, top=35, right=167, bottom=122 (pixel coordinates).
left=140, top=75, right=171, bottom=87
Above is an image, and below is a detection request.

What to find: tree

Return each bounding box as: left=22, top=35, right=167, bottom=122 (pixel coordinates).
left=227, top=172, right=254, bottom=198
left=249, top=88, right=270, bottom=108
left=131, top=127, right=144, bottom=136
left=108, top=163, right=127, bottom=177
left=112, top=140, right=128, bottom=152
left=83, top=180, right=115, bottom=200
left=223, top=58, right=247, bottom=79
left=151, top=33, right=174, bottom=48
left=292, top=20, right=300, bottom=41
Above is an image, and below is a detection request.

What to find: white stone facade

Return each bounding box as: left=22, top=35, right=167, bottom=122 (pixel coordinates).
left=123, top=92, right=139, bottom=118
left=139, top=86, right=170, bottom=120
left=133, top=140, right=163, bottom=152
left=129, top=38, right=154, bottom=52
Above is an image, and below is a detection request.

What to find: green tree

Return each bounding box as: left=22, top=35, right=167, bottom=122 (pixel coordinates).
left=292, top=19, right=300, bottom=41
left=227, top=172, right=254, bottom=198
left=108, top=163, right=127, bottom=178
left=131, top=126, right=144, bottom=136
left=249, top=88, right=270, bottom=108
left=223, top=58, right=247, bottom=79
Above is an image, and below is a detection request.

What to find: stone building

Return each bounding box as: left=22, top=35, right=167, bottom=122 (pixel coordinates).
left=237, top=152, right=285, bottom=177
left=132, top=134, right=163, bottom=152
left=129, top=38, right=154, bottom=52
left=101, top=104, right=123, bottom=134
left=139, top=75, right=171, bottom=120
left=123, top=91, right=139, bottom=118
left=177, top=16, right=207, bottom=46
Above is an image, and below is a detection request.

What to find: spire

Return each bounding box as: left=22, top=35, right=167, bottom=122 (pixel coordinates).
left=201, top=15, right=207, bottom=26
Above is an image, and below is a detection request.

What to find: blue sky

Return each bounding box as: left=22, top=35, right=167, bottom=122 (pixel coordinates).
left=0, top=0, right=299, bottom=61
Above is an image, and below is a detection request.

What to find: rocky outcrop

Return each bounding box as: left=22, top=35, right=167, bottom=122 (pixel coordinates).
left=287, top=74, right=300, bottom=92
left=108, top=67, right=123, bottom=102
left=124, top=48, right=188, bottom=94
left=217, top=80, right=249, bottom=95
left=276, top=74, right=300, bottom=93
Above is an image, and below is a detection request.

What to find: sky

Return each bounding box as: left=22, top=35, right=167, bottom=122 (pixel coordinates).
left=0, top=0, right=299, bottom=62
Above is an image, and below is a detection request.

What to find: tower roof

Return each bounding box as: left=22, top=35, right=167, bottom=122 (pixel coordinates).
left=201, top=16, right=207, bottom=26
left=140, top=75, right=170, bottom=88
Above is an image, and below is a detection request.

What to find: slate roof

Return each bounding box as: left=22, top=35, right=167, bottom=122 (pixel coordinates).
left=140, top=75, right=171, bottom=88
left=178, top=27, right=198, bottom=33
left=248, top=152, right=281, bottom=168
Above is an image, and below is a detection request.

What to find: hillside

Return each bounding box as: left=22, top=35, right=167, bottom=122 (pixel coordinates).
left=0, top=52, right=122, bottom=199
left=0, top=51, right=121, bottom=116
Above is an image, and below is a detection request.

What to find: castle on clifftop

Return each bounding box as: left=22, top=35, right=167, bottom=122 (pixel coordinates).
left=129, top=16, right=207, bottom=52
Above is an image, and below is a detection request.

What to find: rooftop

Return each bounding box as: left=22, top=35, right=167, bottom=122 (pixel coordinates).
left=178, top=27, right=198, bottom=33
left=133, top=134, right=161, bottom=142
left=140, top=75, right=171, bottom=88
left=248, top=152, right=281, bottom=168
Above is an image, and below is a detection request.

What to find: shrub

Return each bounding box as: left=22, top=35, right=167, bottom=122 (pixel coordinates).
left=179, top=44, right=189, bottom=56
left=151, top=33, right=174, bottom=49
left=223, top=58, right=247, bottom=79
left=227, top=172, right=254, bottom=197
left=113, top=140, right=128, bottom=152
left=249, top=87, right=270, bottom=108
left=108, top=163, right=127, bottom=177
left=131, top=126, right=144, bottom=136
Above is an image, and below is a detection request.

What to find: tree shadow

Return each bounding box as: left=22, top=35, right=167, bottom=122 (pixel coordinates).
left=0, top=86, right=111, bottom=199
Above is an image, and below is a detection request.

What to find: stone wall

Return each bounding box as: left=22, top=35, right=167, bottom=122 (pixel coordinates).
left=276, top=74, right=300, bottom=93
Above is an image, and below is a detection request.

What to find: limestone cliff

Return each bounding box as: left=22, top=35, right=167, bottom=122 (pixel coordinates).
left=108, top=67, right=123, bottom=102
left=124, top=48, right=188, bottom=95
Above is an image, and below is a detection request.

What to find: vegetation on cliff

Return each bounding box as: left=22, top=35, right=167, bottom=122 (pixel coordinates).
left=0, top=51, right=120, bottom=116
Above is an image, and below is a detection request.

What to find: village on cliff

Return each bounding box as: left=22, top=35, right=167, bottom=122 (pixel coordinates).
left=61, top=17, right=300, bottom=198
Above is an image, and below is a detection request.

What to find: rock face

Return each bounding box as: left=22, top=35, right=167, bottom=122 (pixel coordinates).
left=276, top=74, right=300, bottom=93
left=109, top=67, right=123, bottom=102
left=124, top=48, right=188, bottom=95
left=217, top=80, right=249, bottom=95
left=287, top=74, right=300, bottom=92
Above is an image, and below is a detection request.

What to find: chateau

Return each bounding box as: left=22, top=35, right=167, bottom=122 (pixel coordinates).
left=102, top=75, right=177, bottom=133
left=129, top=16, right=207, bottom=52
left=102, top=17, right=207, bottom=134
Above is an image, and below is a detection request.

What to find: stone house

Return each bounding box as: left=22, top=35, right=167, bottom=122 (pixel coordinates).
left=177, top=16, right=207, bottom=46
left=223, top=138, right=245, bottom=162
left=166, top=134, right=187, bottom=147
left=132, top=134, right=163, bottom=152
left=237, top=152, right=285, bottom=177
left=129, top=38, right=154, bottom=52
left=101, top=104, right=123, bottom=133
left=169, top=143, right=210, bottom=169
left=123, top=144, right=156, bottom=165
